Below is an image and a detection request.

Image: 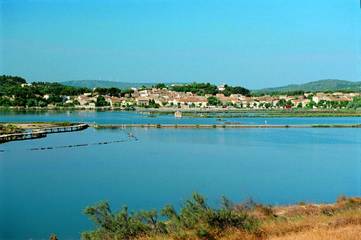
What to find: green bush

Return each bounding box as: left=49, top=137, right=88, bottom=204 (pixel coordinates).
left=82, top=193, right=259, bottom=240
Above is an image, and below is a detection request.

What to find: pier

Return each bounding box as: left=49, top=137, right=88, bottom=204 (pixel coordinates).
left=0, top=131, right=47, bottom=143
left=0, top=123, right=88, bottom=143
left=40, top=123, right=89, bottom=134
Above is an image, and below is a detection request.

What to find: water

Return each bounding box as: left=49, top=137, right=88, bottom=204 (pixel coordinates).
left=1, top=110, right=361, bottom=125
left=1, top=112, right=361, bottom=239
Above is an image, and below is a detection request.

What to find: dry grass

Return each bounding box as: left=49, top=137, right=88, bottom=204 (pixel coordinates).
left=144, top=197, right=361, bottom=240
left=258, top=197, right=361, bottom=240
left=262, top=208, right=361, bottom=237
left=142, top=209, right=361, bottom=240
left=268, top=225, right=361, bottom=240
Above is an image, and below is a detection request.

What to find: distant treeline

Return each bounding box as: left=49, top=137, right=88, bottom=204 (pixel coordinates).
left=94, top=87, right=134, bottom=97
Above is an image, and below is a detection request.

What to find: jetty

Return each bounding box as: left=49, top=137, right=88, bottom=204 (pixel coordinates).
left=0, top=123, right=88, bottom=143
left=93, top=123, right=361, bottom=129
left=39, top=123, right=89, bottom=134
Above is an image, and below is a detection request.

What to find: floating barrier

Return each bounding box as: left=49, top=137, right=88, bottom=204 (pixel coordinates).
left=27, top=132, right=138, bottom=151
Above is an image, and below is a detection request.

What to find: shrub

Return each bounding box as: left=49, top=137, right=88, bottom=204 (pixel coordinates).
left=82, top=193, right=260, bottom=239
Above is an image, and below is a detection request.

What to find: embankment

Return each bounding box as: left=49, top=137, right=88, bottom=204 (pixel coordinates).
left=0, top=123, right=88, bottom=143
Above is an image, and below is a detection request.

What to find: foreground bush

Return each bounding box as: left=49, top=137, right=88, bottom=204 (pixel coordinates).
left=81, top=195, right=361, bottom=240
left=82, top=193, right=259, bottom=240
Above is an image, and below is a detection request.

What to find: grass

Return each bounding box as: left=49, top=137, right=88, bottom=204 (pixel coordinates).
left=268, top=225, right=361, bottom=240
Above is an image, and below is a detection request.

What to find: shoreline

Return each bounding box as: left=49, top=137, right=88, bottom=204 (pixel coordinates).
left=93, top=123, right=361, bottom=129
left=1, top=107, right=361, bottom=118
left=2, top=121, right=360, bottom=144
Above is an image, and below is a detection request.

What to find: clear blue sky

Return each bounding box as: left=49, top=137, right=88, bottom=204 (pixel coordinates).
left=0, top=0, right=360, bottom=89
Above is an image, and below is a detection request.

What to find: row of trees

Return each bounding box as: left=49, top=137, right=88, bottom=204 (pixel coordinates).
left=171, top=83, right=218, bottom=95
left=170, top=83, right=251, bottom=96
left=205, top=96, right=361, bottom=109
left=94, top=87, right=134, bottom=97
left=223, top=85, right=251, bottom=96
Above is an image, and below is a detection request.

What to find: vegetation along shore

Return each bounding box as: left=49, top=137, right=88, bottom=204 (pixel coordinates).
left=73, top=194, right=361, bottom=240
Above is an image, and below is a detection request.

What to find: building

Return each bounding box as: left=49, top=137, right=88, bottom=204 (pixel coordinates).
left=177, top=96, right=208, bottom=108
left=136, top=97, right=150, bottom=106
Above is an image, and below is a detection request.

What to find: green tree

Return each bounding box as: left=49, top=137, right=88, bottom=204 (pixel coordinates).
left=347, top=97, right=361, bottom=109
left=154, top=83, right=166, bottom=89
left=95, top=96, right=110, bottom=107
left=276, top=99, right=286, bottom=108
left=207, top=96, right=221, bottom=106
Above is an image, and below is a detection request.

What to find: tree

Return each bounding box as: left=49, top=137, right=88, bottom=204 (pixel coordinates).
left=207, top=96, right=221, bottom=106
left=305, top=100, right=316, bottom=109
left=171, top=83, right=218, bottom=95
left=95, top=87, right=121, bottom=97
left=264, top=102, right=272, bottom=109
left=147, top=99, right=160, bottom=108
left=154, top=83, right=166, bottom=89
left=276, top=99, right=286, bottom=108
left=286, top=100, right=294, bottom=108
left=224, top=85, right=251, bottom=96
left=95, top=96, right=110, bottom=107
left=347, top=97, right=361, bottom=109
left=0, top=97, right=12, bottom=107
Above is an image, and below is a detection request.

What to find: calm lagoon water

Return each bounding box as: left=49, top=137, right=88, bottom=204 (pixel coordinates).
left=1, top=110, right=361, bottom=125
left=1, top=112, right=361, bottom=239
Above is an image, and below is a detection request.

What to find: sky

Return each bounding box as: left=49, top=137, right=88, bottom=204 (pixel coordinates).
left=0, top=0, right=360, bottom=89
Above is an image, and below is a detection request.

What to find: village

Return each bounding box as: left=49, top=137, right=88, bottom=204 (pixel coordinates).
left=66, top=85, right=360, bottom=110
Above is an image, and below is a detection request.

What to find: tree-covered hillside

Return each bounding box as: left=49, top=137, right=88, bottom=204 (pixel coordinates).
left=0, top=75, right=90, bottom=107
left=255, top=79, right=361, bottom=94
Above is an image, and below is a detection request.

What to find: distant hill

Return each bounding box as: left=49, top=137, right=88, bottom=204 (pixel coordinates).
left=61, top=80, right=158, bottom=89
left=62, top=80, right=185, bottom=89
left=62, top=79, right=361, bottom=93
left=255, top=79, right=361, bottom=93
